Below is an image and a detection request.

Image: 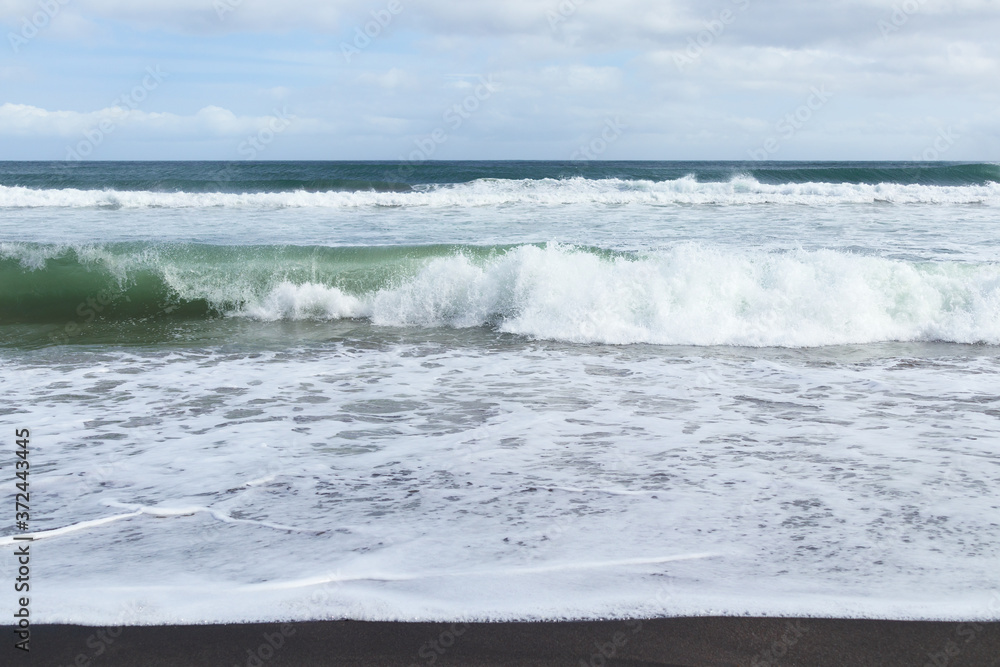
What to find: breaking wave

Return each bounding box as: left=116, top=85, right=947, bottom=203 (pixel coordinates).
left=4, top=242, right=1000, bottom=347
left=2, top=175, right=999, bottom=209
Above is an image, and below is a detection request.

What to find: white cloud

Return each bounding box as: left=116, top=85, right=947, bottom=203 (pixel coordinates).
left=356, top=67, right=412, bottom=90
left=1, top=0, right=997, bottom=44
left=0, top=0, right=352, bottom=33
left=2, top=0, right=999, bottom=159
left=0, top=103, right=328, bottom=137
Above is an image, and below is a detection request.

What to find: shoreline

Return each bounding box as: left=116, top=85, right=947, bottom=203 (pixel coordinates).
left=13, top=617, right=1000, bottom=666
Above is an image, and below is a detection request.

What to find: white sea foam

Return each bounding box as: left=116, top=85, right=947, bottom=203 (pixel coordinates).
left=218, top=244, right=1000, bottom=347
left=5, top=343, right=1000, bottom=624
left=240, top=281, right=365, bottom=321
left=2, top=176, right=999, bottom=208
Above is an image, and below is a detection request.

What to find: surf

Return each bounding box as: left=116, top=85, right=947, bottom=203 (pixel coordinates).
left=4, top=241, right=1000, bottom=347
left=2, top=174, right=999, bottom=209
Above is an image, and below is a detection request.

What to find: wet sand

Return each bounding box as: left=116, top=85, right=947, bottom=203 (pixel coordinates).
left=13, top=617, right=1000, bottom=666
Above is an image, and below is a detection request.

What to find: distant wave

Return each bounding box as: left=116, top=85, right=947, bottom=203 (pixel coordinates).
left=4, top=242, right=1000, bottom=347
left=2, top=161, right=998, bottom=193
left=2, top=176, right=999, bottom=209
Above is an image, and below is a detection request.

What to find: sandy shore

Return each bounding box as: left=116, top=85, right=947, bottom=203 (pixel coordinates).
left=9, top=617, right=998, bottom=666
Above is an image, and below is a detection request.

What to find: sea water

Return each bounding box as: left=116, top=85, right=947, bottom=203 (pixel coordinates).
left=1, top=161, right=999, bottom=624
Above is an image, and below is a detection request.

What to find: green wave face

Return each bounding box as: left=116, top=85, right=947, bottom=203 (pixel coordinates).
left=0, top=242, right=540, bottom=324
left=4, top=241, right=1000, bottom=349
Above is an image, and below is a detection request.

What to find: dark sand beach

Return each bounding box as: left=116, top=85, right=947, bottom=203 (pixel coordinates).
left=16, top=617, right=1000, bottom=666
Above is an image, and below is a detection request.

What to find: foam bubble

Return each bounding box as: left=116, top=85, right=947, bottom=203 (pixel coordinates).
left=240, top=282, right=365, bottom=321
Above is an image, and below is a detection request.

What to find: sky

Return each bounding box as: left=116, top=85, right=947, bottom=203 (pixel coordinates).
left=0, top=0, right=998, bottom=161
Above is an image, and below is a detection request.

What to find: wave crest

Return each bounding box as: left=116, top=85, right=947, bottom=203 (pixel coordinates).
left=5, top=242, right=1000, bottom=347
left=2, top=176, right=999, bottom=209
left=233, top=244, right=1000, bottom=347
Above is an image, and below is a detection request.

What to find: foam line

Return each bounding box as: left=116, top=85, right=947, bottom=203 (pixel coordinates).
left=243, top=554, right=721, bottom=591
left=0, top=504, right=322, bottom=545
left=0, top=511, right=142, bottom=544
left=2, top=176, right=999, bottom=208
left=106, top=502, right=325, bottom=534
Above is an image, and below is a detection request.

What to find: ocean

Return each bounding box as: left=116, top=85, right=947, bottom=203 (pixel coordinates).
left=2, top=161, right=999, bottom=625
